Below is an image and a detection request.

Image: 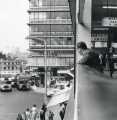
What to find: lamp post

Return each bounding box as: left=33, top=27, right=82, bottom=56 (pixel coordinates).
left=32, top=38, right=47, bottom=101
left=44, top=40, right=47, bottom=98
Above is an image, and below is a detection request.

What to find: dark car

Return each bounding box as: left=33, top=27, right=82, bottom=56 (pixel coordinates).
left=17, top=80, right=30, bottom=91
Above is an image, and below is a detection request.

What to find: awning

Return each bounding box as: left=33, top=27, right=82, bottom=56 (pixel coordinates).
left=47, top=86, right=72, bottom=107
left=57, top=69, right=74, bottom=78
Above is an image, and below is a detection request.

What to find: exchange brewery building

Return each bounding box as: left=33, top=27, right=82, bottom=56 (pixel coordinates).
left=27, top=0, right=74, bottom=83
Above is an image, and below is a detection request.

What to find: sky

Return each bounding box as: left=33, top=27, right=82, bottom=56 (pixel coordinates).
left=0, top=0, right=29, bottom=53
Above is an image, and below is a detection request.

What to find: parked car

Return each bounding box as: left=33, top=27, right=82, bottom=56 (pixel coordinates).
left=17, top=80, right=30, bottom=91
left=0, top=83, right=12, bottom=92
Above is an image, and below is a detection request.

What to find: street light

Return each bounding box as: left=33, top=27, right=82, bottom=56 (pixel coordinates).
left=32, top=38, right=47, bottom=101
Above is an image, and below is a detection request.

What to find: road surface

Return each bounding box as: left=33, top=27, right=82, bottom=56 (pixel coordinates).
left=0, top=89, right=44, bottom=120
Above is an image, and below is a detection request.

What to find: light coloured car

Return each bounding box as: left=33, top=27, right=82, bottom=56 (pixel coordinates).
left=0, top=83, right=12, bottom=92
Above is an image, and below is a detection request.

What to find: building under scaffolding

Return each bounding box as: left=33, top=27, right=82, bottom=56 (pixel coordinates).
left=27, top=0, right=75, bottom=83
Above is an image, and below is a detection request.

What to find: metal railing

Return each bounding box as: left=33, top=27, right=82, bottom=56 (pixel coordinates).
left=29, top=32, right=73, bottom=37
left=29, top=44, right=74, bottom=49
left=27, top=55, right=74, bottom=67
left=29, top=19, right=72, bottom=24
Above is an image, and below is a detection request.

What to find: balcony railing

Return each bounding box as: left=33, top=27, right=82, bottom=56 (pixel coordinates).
left=28, top=6, right=70, bottom=12
left=28, top=19, right=72, bottom=25
left=29, top=32, right=74, bottom=37
left=29, top=45, right=74, bottom=49
left=28, top=57, right=74, bottom=67
left=29, top=53, right=74, bottom=57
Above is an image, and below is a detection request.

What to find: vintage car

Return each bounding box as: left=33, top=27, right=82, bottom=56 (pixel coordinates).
left=16, top=80, right=30, bottom=91
left=0, top=83, right=12, bottom=92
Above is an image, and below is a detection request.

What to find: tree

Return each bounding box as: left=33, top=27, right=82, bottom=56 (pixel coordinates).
left=0, top=52, right=6, bottom=59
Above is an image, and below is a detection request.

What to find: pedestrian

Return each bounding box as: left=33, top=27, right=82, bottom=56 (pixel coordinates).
left=40, top=108, right=45, bottom=120
left=60, top=103, right=66, bottom=111
left=31, top=104, right=38, bottom=120
left=77, top=41, right=103, bottom=72
left=63, top=102, right=67, bottom=111
left=42, top=103, right=47, bottom=113
left=40, top=103, right=47, bottom=120
left=109, top=47, right=115, bottom=78
left=48, top=110, right=54, bottom=120
left=99, top=53, right=103, bottom=65
left=59, top=107, right=65, bottom=120
left=31, top=104, right=37, bottom=112
left=23, top=108, right=31, bottom=120
left=16, top=113, right=24, bottom=120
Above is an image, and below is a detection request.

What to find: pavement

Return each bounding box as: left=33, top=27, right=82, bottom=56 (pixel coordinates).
left=104, top=70, right=117, bottom=79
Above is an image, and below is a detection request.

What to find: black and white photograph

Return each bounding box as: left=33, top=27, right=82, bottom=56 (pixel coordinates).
left=1, top=0, right=117, bottom=120
left=0, top=0, right=74, bottom=120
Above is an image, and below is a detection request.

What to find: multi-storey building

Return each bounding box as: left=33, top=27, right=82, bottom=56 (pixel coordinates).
left=27, top=0, right=74, bottom=82
left=92, top=0, right=117, bottom=51
left=0, top=59, right=26, bottom=78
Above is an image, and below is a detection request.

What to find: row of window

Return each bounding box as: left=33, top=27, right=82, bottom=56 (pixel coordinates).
left=30, top=50, right=74, bottom=57
left=91, top=37, right=107, bottom=41
left=30, top=37, right=74, bottom=45
left=0, top=71, right=20, bottom=74
left=91, top=34, right=108, bottom=37
left=102, top=17, right=117, bottom=26
left=108, top=21, right=117, bottom=24
left=29, top=0, right=69, bottom=7
left=29, top=12, right=70, bottom=19
left=0, top=62, right=20, bottom=65
left=104, top=17, right=117, bottom=20
left=30, top=25, right=72, bottom=32
left=29, top=6, right=69, bottom=12
left=30, top=57, right=74, bottom=66
left=2, top=67, right=20, bottom=70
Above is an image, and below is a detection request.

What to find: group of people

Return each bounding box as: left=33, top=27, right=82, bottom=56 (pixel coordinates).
left=16, top=102, right=67, bottom=120
left=16, top=104, right=48, bottom=120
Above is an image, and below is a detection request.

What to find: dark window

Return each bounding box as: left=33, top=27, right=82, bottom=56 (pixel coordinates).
left=4, top=67, right=6, bottom=70
left=12, top=67, right=14, bottom=70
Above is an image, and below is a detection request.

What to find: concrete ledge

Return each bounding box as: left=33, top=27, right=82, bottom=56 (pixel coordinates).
left=64, top=85, right=74, bottom=120
left=78, top=65, right=117, bottom=120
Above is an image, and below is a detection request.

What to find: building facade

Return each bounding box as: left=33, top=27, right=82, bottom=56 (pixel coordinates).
left=27, top=0, right=74, bottom=81
left=0, top=59, right=26, bottom=78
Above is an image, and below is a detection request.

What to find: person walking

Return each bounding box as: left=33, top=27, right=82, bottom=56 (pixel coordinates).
left=48, top=110, right=54, bottom=120
left=59, top=107, right=65, bottom=120
left=23, top=108, right=31, bottom=120
left=109, top=47, right=115, bottom=78
left=31, top=104, right=37, bottom=112
left=16, top=113, right=24, bottom=120
left=31, top=104, right=38, bottom=120
left=40, top=108, right=45, bottom=120
left=40, top=103, right=47, bottom=120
